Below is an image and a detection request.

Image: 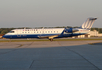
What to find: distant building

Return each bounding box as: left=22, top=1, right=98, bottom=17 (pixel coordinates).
left=72, top=30, right=102, bottom=38
left=88, top=30, right=98, bottom=37
left=98, top=34, right=102, bottom=37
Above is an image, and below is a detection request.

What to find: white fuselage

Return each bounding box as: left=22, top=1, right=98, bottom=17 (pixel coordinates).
left=3, top=28, right=90, bottom=39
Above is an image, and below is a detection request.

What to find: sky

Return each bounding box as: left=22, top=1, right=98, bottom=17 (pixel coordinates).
left=0, top=0, right=102, bottom=28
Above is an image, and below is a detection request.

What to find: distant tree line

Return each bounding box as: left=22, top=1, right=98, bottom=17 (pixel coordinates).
left=0, top=27, right=30, bottom=34
left=0, top=28, right=14, bottom=34
left=0, top=27, right=102, bottom=34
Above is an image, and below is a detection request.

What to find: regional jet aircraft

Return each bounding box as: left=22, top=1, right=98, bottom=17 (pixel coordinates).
left=3, top=18, right=97, bottom=41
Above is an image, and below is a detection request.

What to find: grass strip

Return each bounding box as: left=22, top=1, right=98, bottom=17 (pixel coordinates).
left=0, top=38, right=102, bottom=42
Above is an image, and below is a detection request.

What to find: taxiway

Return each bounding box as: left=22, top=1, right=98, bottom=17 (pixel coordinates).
left=0, top=40, right=102, bottom=70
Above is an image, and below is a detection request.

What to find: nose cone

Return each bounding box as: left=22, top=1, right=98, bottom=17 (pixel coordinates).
left=2, top=35, right=6, bottom=38
left=2, top=35, right=9, bottom=38
left=2, top=35, right=12, bottom=38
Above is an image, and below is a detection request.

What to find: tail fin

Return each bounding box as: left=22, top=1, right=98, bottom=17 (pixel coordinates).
left=81, top=18, right=97, bottom=29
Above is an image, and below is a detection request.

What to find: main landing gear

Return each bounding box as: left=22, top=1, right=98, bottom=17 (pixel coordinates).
left=49, top=39, right=53, bottom=41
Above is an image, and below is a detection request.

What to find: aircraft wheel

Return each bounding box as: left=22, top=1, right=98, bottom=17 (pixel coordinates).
left=49, top=39, right=53, bottom=41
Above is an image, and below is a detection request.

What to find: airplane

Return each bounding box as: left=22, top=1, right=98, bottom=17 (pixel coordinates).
left=3, top=17, right=97, bottom=41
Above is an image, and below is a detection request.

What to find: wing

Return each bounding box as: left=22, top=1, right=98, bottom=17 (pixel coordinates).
left=38, top=34, right=59, bottom=39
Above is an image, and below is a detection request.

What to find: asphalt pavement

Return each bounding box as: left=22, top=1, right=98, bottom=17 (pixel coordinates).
left=0, top=40, right=102, bottom=70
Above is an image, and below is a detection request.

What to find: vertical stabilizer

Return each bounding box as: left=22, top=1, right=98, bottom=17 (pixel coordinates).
left=81, top=18, right=97, bottom=29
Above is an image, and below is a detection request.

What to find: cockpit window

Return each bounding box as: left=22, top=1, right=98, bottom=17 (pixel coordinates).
left=9, top=31, right=15, bottom=33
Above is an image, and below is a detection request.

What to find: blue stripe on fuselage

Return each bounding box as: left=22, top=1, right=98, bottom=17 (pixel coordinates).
left=3, top=33, right=86, bottom=39
left=3, top=34, right=59, bottom=39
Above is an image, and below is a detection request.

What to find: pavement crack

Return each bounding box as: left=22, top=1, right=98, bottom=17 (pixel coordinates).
left=16, top=44, right=23, bottom=48
left=0, top=49, right=17, bottom=55
left=29, top=60, right=34, bottom=69
left=65, top=47, right=100, bottom=70
left=24, top=41, right=34, bottom=48
left=57, top=41, right=100, bottom=70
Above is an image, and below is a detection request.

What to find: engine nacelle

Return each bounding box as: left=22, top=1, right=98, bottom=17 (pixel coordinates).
left=64, top=28, right=72, bottom=33
left=64, top=28, right=79, bottom=33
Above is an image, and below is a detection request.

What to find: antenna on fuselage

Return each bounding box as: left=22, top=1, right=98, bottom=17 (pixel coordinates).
left=24, top=27, right=26, bottom=29
left=42, top=27, right=44, bottom=29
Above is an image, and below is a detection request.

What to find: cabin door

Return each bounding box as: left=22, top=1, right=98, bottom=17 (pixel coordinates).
left=17, top=30, right=21, bottom=37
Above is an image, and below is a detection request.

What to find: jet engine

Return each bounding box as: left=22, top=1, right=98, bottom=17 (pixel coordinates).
left=64, top=28, right=79, bottom=33
left=64, top=28, right=72, bottom=33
